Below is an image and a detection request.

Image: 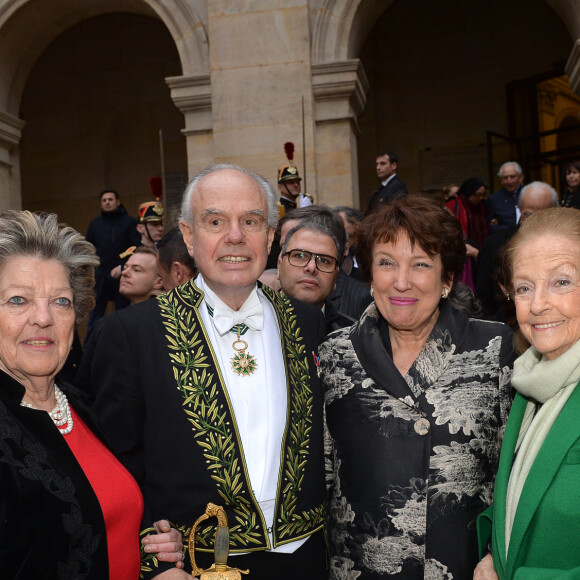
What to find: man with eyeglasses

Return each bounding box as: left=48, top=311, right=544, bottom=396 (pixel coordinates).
left=278, top=214, right=356, bottom=333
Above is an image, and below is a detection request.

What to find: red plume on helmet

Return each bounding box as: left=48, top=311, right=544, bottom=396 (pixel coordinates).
left=149, top=177, right=163, bottom=201
left=139, top=177, right=164, bottom=223
left=284, top=142, right=295, bottom=163
left=278, top=142, right=301, bottom=184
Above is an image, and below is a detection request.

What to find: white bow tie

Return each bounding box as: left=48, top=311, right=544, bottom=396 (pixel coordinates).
left=211, top=303, right=264, bottom=335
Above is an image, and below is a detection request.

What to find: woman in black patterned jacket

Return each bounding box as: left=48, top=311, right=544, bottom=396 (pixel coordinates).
left=320, top=196, right=514, bottom=580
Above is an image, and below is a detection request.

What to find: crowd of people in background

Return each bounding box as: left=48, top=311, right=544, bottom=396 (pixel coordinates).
left=2, top=150, right=580, bottom=580
left=81, top=153, right=580, bottom=340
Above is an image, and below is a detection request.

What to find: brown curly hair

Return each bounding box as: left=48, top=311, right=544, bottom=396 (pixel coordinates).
left=356, top=195, right=466, bottom=294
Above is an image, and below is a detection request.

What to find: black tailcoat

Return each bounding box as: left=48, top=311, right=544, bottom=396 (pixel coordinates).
left=91, top=280, right=327, bottom=578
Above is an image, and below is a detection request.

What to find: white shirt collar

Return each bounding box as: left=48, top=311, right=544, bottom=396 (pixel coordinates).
left=382, top=173, right=397, bottom=187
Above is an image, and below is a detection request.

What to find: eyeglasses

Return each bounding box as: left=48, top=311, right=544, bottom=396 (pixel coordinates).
left=283, top=249, right=338, bottom=273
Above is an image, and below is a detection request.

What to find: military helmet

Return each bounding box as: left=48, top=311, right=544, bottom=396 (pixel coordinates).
left=138, top=176, right=164, bottom=223
left=278, top=141, right=302, bottom=183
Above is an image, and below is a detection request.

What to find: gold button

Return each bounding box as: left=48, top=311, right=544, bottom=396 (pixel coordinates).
left=414, top=418, right=430, bottom=435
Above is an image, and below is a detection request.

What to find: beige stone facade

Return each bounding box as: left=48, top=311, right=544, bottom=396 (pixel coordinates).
left=1, top=0, right=580, bottom=232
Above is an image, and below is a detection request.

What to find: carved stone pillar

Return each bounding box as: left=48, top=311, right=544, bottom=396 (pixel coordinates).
left=312, top=59, right=368, bottom=207
left=166, top=74, right=213, bottom=179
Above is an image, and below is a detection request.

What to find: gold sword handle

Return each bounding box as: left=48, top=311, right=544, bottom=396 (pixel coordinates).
left=188, top=503, right=230, bottom=576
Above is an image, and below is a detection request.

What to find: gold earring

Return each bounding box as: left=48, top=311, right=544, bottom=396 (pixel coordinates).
left=442, top=287, right=449, bottom=299
left=370, top=284, right=374, bottom=298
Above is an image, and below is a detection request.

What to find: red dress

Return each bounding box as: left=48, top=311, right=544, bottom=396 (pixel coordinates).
left=65, top=407, right=144, bottom=579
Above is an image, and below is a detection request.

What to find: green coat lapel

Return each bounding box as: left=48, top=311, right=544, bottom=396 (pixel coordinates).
left=261, top=284, right=325, bottom=544
left=492, top=393, right=527, bottom=578
left=158, top=280, right=267, bottom=549
left=505, top=384, right=580, bottom=578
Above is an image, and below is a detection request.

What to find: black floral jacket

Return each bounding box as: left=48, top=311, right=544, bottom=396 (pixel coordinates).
left=320, top=301, right=514, bottom=580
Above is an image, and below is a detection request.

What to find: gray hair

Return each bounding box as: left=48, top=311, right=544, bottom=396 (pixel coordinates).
left=180, top=163, right=278, bottom=229
left=0, top=211, right=99, bottom=319
left=281, top=212, right=345, bottom=259
left=497, top=161, right=523, bottom=177
left=517, top=181, right=559, bottom=208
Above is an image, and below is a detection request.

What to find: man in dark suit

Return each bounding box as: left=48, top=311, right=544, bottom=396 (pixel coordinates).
left=486, top=161, right=524, bottom=233
left=476, top=181, right=558, bottom=318
left=327, top=268, right=373, bottom=321
left=367, top=151, right=408, bottom=213
left=85, top=189, right=140, bottom=336
left=91, top=164, right=327, bottom=579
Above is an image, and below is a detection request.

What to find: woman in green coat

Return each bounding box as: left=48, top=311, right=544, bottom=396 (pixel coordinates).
left=475, top=206, right=580, bottom=580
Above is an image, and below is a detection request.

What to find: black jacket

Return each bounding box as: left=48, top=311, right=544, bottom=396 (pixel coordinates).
left=562, top=186, right=580, bottom=209
left=86, top=205, right=140, bottom=272
left=0, top=372, right=109, bottom=579
left=325, top=299, right=356, bottom=335
left=327, top=270, right=373, bottom=322
left=321, top=301, right=515, bottom=579
left=367, top=174, right=408, bottom=213
left=91, top=280, right=327, bottom=578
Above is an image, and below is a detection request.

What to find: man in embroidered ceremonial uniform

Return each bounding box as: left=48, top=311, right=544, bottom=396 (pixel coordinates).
left=91, top=164, right=327, bottom=579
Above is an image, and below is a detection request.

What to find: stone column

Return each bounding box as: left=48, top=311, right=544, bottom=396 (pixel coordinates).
left=166, top=74, right=214, bottom=178
left=207, top=2, right=317, bottom=193
left=312, top=59, right=368, bottom=207
left=0, top=111, right=25, bottom=211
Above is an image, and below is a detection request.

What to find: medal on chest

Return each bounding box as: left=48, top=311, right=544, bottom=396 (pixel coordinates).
left=231, top=324, right=258, bottom=376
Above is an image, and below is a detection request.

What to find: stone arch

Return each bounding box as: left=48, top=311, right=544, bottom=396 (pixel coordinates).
left=311, top=0, right=391, bottom=64
left=310, top=0, right=580, bottom=207
left=312, top=0, right=580, bottom=68
left=0, top=0, right=209, bottom=210
left=309, top=0, right=396, bottom=207
left=0, top=0, right=208, bottom=115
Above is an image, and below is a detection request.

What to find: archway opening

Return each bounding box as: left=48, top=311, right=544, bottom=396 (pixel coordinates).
left=19, top=12, right=186, bottom=233
left=355, top=0, right=572, bottom=207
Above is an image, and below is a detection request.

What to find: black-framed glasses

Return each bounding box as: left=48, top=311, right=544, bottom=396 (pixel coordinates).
left=283, top=249, right=338, bottom=273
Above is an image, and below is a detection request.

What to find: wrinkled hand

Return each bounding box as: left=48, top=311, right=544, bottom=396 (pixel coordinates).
left=142, top=520, right=185, bottom=568
left=473, top=553, right=499, bottom=580
left=110, top=265, right=122, bottom=279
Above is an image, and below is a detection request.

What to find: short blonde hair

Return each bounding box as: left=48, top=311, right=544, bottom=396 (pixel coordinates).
left=0, top=211, right=99, bottom=319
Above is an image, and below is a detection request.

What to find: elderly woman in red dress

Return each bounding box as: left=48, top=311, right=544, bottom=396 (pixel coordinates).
left=0, top=211, right=185, bottom=579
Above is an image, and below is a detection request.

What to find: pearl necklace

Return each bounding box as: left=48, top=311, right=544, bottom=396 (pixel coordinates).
left=20, top=385, right=74, bottom=435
